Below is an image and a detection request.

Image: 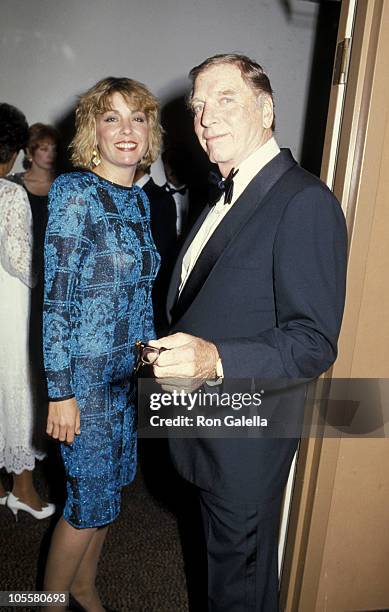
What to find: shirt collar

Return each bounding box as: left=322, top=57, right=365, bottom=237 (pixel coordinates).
left=165, top=180, right=187, bottom=191
left=232, top=137, right=280, bottom=204
left=136, top=174, right=150, bottom=188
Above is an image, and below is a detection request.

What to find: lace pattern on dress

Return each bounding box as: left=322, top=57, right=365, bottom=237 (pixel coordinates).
left=0, top=178, right=44, bottom=473
left=0, top=180, right=35, bottom=287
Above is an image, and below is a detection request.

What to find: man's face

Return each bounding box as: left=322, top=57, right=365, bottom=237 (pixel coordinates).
left=191, top=64, right=273, bottom=177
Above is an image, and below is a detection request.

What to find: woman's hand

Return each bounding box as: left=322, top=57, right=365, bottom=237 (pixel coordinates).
left=46, top=397, right=81, bottom=444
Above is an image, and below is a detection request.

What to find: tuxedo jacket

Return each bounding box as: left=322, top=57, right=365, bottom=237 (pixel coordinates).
left=166, top=150, right=348, bottom=505
left=142, top=177, right=177, bottom=259
left=142, top=177, right=178, bottom=335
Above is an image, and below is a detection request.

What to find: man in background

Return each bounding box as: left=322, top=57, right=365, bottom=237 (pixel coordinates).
left=162, top=147, right=190, bottom=239
left=135, top=166, right=177, bottom=335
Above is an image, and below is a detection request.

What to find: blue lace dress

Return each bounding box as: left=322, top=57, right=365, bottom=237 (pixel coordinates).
left=43, top=170, right=159, bottom=528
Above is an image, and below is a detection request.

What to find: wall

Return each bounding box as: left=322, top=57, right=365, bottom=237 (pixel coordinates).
left=1, top=0, right=318, bottom=177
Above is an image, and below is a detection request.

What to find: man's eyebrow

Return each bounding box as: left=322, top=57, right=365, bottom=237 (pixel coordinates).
left=218, top=89, right=236, bottom=96
left=190, top=89, right=237, bottom=105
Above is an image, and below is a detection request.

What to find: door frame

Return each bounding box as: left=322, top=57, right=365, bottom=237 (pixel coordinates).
left=279, top=1, right=385, bottom=609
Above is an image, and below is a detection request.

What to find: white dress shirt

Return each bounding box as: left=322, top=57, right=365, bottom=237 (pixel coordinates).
left=179, top=137, right=280, bottom=294
left=135, top=174, right=150, bottom=189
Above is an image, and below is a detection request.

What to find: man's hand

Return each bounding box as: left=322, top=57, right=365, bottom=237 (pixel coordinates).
left=46, top=397, right=81, bottom=444
left=148, top=333, right=220, bottom=386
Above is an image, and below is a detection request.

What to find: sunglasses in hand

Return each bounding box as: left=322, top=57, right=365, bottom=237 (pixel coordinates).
left=134, top=340, right=167, bottom=373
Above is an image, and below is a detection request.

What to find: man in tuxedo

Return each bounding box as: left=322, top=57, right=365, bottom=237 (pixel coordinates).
left=162, top=148, right=190, bottom=239
left=148, top=54, right=348, bottom=611
left=135, top=167, right=178, bottom=335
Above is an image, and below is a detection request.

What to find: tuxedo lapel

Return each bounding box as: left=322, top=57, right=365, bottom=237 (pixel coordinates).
left=170, top=150, right=296, bottom=325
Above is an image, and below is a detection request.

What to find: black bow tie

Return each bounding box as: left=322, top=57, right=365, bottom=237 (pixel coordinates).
left=164, top=183, right=187, bottom=196
left=208, top=167, right=239, bottom=206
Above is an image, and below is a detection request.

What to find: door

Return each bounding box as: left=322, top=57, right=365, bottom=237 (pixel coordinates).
left=280, top=1, right=389, bottom=610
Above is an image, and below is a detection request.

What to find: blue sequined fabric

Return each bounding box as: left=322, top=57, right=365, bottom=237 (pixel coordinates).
left=43, top=170, right=159, bottom=528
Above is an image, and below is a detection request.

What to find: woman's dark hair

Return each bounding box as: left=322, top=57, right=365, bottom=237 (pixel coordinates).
left=0, top=103, right=29, bottom=164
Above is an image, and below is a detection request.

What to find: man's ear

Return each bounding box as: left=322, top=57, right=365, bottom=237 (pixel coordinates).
left=258, top=94, right=274, bottom=129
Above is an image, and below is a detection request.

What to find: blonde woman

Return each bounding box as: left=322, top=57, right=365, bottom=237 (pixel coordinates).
left=43, top=78, right=161, bottom=612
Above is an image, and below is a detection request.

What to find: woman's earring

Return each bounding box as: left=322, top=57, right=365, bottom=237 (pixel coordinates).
left=91, top=148, right=101, bottom=167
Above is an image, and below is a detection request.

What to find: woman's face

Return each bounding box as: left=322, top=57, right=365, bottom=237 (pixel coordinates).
left=31, top=139, right=57, bottom=171
left=94, top=92, right=149, bottom=174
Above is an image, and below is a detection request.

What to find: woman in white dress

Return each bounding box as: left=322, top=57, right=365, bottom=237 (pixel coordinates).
left=0, top=102, right=55, bottom=519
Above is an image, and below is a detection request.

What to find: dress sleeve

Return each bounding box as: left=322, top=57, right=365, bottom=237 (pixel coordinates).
left=43, top=176, right=92, bottom=401
left=144, top=285, right=157, bottom=343
left=140, top=188, right=158, bottom=343
left=0, top=182, right=35, bottom=288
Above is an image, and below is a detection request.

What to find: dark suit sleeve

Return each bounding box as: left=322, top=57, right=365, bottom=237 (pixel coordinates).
left=215, top=185, right=348, bottom=379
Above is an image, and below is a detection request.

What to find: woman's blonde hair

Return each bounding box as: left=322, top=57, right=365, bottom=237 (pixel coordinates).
left=70, top=77, right=161, bottom=170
